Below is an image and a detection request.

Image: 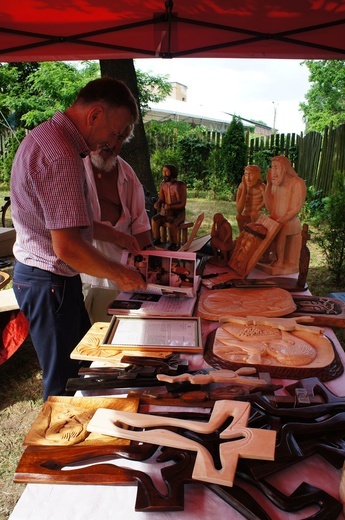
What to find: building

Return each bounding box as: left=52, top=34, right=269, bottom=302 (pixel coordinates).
left=143, top=82, right=272, bottom=137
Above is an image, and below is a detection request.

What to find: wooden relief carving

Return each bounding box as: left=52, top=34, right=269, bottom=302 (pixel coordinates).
left=23, top=396, right=139, bottom=446
left=197, top=287, right=296, bottom=321
left=204, top=316, right=341, bottom=381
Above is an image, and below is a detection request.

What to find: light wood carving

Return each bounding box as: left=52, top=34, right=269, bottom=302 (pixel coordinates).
left=23, top=396, right=139, bottom=446
left=70, top=321, right=172, bottom=364
left=157, top=367, right=270, bottom=386
left=228, top=213, right=281, bottom=278
left=212, top=317, right=334, bottom=369
left=87, top=400, right=276, bottom=486
left=197, top=287, right=296, bottom=321
left=258, top=156, right=307, bottom=275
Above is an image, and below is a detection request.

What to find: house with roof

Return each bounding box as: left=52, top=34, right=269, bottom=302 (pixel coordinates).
left=144, top=82, right=272, bottom=137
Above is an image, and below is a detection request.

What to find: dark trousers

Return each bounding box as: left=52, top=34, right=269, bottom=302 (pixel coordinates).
left=13, top=261, right=91, bottom=401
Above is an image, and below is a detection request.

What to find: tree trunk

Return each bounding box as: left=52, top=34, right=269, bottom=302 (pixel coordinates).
left=99, top=59, right=157, bottom=197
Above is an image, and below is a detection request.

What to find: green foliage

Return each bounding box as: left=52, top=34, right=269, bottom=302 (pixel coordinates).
left=145, top=120, right=191, bottom=155
left=0, top=129, right=26, bottom=183
left=300, top=60, right=345, bottom=132
left=135, top=69, right=172, bottom=115
left=312, top=174, right=345, bottom=284
left=178, top=131, right=214, bottom=188
left=1, top=61, right=100, bottom=129
left=220, top=116, right=248, bottom=186
left=299, top=186, right=325, bottom=222
left=251, top=149, right=274, bottom=178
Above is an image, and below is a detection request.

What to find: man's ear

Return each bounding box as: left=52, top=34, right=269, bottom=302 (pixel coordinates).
left=87, top=105, right=104, bottom=126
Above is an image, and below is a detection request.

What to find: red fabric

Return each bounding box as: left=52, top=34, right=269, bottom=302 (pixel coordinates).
left=0, top=1, right=344, bottom=62
left=0, top=310, right=29, bottom=365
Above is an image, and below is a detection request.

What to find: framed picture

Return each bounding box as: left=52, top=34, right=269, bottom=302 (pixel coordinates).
left=102, top=316, right=203, bottom=353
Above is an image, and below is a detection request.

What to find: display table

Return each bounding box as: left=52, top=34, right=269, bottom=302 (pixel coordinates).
left=9, top=270, right=345, bottom=520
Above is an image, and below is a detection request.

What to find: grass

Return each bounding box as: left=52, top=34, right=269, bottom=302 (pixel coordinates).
left=0, top=194, right=344, bottom=518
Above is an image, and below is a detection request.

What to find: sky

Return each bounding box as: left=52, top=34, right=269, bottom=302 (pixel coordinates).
left=134, top=58, right=311, bottom=134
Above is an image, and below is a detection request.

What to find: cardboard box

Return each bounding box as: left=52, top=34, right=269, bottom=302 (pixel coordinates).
left=0, top=227, right=16, bottom=257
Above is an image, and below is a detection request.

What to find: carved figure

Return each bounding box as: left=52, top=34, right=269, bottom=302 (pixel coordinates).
left=236, top=165, right=266, bottom=232
left=209, top=213, right=234, bottom=266
left=263, top=156, right=306, bottom=272
left=151, top=165, right=187, bottom=251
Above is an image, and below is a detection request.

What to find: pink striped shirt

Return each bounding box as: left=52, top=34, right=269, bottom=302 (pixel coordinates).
left=11, top=111, right=92, bottom=276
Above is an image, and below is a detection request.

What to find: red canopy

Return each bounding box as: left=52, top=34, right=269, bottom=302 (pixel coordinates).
left=1, top=1, right=345, bottom=62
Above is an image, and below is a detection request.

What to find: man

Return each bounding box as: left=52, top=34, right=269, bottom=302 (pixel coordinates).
left=82, top=123, right=153, bottom=322
left=264, top=155, right=306, bottom=269
left=10, top=77, right=146, bottom=400
left=236, top=164, right=266, bottom=232
left=151, top=164, right=187, bottom=251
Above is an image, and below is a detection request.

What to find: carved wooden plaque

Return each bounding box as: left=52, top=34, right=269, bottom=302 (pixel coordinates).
left=204, top=317, right=344, bottom=381
left=23, top=396, right=139, bottom=446
left=197, top=287, right=296, bottom=321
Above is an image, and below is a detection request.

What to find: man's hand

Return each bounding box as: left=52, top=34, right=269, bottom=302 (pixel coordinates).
left=111, top=230, right=141, bottom=256
left=112, top=264, right=147, bottom=292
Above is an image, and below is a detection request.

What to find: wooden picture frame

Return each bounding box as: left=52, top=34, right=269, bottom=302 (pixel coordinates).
left=102, top=316, right=203, bottom=354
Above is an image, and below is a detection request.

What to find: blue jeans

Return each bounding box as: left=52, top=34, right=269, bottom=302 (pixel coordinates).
left=13, top=261, right=91, bottom=401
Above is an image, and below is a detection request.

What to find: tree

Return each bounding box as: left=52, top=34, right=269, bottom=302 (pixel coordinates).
left=221, top=116, right=248, bottom=189
left=300, top=60, right=345, bottom=132
left=1, top=61, right=99, bottom=129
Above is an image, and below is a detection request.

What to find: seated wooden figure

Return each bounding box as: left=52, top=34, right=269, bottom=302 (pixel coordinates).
left=262, top=155, right=306, bottom=274
left=236, top=164, right=266, bottom=232
left=209, top=213, right=234, bottom=266
left=151, top=164, right=187, bottom=251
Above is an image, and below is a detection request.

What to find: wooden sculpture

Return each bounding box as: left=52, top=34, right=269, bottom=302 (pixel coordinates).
left=197, top=287, right=296, bottom=321
left=151, top=164, right=187, bottom=250
left=209, top=213, right=234, bottom=266
left=87, top=400, right=276, bottom=486
left=260, top=156, right=307, bottom=275
left=236, top=164, right=266, bottom=232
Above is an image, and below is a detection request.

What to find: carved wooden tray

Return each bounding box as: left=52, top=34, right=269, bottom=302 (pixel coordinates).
left=204, top=317, right=344, bottom=381
left=197, top=287, right=296, bottom=321
left=23, top=395, right=139, bottom=446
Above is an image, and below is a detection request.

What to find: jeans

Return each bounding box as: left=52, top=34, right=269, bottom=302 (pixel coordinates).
left=13, top=261, right=91, bottom=401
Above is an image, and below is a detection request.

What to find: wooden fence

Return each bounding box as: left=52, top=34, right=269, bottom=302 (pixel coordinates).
left=2, top=122, right=345, bottom=195
left=248, top=123, right=345, bottom=196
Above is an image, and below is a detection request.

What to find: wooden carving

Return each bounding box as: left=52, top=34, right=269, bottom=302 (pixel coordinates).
left=23, top=396, right=139, bottom=446
left=204, top=316, right=343, bottom=381
left=197, top=287, right=296, bottom=321
left=70, top=321, right=172, bottom=364
left=228, top=213, right=281, bottom=278
left=87, top=400, right=276, bottom=486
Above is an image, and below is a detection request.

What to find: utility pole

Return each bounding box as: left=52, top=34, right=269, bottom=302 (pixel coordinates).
left=272, top=101, right=278, bottom=133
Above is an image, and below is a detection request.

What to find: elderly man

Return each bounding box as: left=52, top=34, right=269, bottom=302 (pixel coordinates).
left=82, top=124, right=153, bottom=322
left=264, top=155, right=306, bottom=270
left=10, top=77, right=146, bottom=400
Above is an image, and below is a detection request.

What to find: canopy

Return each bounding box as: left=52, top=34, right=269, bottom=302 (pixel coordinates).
left=1, top=1, right=345, bottom=63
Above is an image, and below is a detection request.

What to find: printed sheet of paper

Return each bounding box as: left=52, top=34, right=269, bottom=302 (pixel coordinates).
left=110, top=318, right=198, bottom=347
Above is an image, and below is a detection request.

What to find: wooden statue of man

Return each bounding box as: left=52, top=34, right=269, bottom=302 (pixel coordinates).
left=151, top=164, right=187, bottom=251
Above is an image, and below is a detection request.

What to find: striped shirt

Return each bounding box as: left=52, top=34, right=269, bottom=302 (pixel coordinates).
left=11, top=111, right=92, bottom=276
